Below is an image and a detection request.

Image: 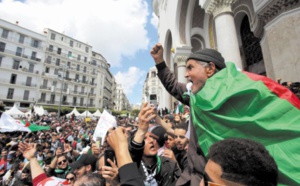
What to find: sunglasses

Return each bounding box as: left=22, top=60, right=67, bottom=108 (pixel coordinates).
left=66, top=177, right=75, bottom=181
left=58, top=159, right=67, bottom=166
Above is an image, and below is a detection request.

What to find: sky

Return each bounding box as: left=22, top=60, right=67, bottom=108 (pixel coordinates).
left=0, top=0, right=159, bottom=105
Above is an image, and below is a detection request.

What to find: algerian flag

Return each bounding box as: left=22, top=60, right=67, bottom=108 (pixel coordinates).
left=190, top=62, right=300, bottom=186
left=0, top=112, right=50, bottom=132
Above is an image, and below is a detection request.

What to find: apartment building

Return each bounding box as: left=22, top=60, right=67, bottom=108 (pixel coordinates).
left=114, top=83, right=131, bottom=111
left=0, top=19, right=116, bottom=110
left=141, top=66, right=166, bottom=109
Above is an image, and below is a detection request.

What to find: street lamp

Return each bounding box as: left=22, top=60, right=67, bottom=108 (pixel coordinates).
left=57, top=65, right=69, bottom=119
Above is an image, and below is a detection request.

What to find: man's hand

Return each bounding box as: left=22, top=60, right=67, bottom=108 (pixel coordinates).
left=63, top=143, right=73, bottom=154
left=55, top=147, right=63, bottom=156
left=107, top=127, right=128, bottom=152
left=91, top=143, right=100, bottom=157
left=137, top=102, right=156, bottom=133
left=163, top=149, right=176, bottom=162
left=150, top=43, right=164, bottom=64
left=18, top=142, right=37, bottom=161
left=101, top=159, right=119, bottom=182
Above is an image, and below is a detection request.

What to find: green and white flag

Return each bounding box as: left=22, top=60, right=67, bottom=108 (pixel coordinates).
left=0, top=112, right=50, bottom=132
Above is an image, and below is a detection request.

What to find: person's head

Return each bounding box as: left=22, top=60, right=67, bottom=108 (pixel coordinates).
left=174, top=124, right=188, bottom=151
left=201, top=138, right=278, bottom=186
left=1, top=149, right=8, bottom=160
left=21, top=168, right=30, bottom=180
left=65, top=172, right=76, bottom=186
left=166, top=135, right=175, bottom=149
left=143, top=132, right=159, bottom=157
left=70, top=154, right=98, bottom=178
left=57, top=154, right=68, bottom=170
left=74, top=173, right=103, bottom=186
left=47, top=150, right=54, bottom=158
left=148, top=125, right=166, bottom=149
left=185, top=49, right=225, bottom=94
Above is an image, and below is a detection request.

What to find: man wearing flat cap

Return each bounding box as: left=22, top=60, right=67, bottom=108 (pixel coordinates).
left=150, top=43, right=300, bottom=186
left=150, top=43, right=225, bottom=186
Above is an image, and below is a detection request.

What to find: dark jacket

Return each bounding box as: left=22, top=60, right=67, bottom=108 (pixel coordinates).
left=129, top=138, right=181, bottom=186
left=156, top=62, right=207, bottom=186
left=119, top=162, right=144, bottom=186
left=172, top=147, right=188, bottom=172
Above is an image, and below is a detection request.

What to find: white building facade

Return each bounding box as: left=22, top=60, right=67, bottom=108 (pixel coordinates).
left=152, top=0, right=300, bottom=108
left=142, top=67, right=166, bottom=109
left=114, top=83, right=131, bottom=111
left=0, top=19, right=116, bottom=110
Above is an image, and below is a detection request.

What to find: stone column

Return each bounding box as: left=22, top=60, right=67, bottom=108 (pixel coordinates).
left=202, top=0, right=242, bottom=69
left=174, top=55, right=188, bottom=83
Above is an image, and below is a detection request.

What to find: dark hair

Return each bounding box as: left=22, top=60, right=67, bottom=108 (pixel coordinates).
left=174, top=121, right=188, bottom=131
left=208, top=138, right=278, bottom=186
left=76, top=173, right=104, bottom=186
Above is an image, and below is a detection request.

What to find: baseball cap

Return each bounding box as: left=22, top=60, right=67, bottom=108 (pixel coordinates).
left=70, top=154, right=97, bottom=171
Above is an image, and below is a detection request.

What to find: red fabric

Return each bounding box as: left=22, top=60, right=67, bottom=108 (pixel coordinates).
left=33, top=173, right=48, bottom=186
left=243, top=71, right=300, bottom=109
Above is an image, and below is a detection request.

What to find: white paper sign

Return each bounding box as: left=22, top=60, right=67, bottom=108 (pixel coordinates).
left=92, top=110, right=117, bottom=144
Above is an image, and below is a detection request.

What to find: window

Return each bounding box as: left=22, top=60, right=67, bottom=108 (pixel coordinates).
left=67, top=61, right=71, bottom=67
left=57, top=48, right=61, bottom=55
left=80, top=97, right=84, bottom=106
left=43, top=79, right=48, bottom=87
left=85, top=46, right=89, bottom=53
left=49, top=45, right=53, bottom=52
left=10, top=74, right=17, bottom=84
left=81, top=86, right=85, bottom=93
left=77, top=55, right=81, bottom=61
left=19, top=35, right=25, bottom=44
left=51, top=33, right=56, bottom=40
left=0, top=42, right=6, bottom=52
left=89, top=99, right=93, bottom=106
left=16, top=47, right=22, bottom=56
left=56, top=58, right=60, bottom=66
left=40, top=93, right=46, bottom=102
left=50, top=94, right=55, bottom=103
left=76, top=64, right=80, bottom=71
left=74, top=85, right=78, bottom=93
left=52, top=80, right=57, bottom=86
left=83, top=66, right=86, bottom=73
left=68, top=51, right=72, bottom=58
left=1, top=29, right=9, bottom=39
left=31, top=51, right=37, bottom=60
left=26, top=77, right=32, bottom=86
left=151, top=71, right=156, bottom=77
left=91, top=88, right=94, bottom=94
left=45, top=67, right=50, bottom=73
left=65, top=71, right=69, bottom=79
left=73, top=97, right=77, bottom=105
left=84, top=57, right=87, bottom=62
left=0, top=56, right=2, bottom=66
left=62, top=95, right=67, bottom=103
left=32, top=40, right=39, bottom=48
left=7, top=88, right=14, bottom=99
left=70, top=40, right=73, bottom=47
left=61, top=37, right=64, bottom=41
left=28, top=64, right=34, bottom=73
left=54, top=68, right=59, bottom=75
left=75, top=74, right=79, bottom=80
left=23, top=90, right=29, bottom=100
left=46, top=56, right=51, bottom=63
left=13, top=60, right=20, bottom=70
left=82, top=75, right=86, bottom=83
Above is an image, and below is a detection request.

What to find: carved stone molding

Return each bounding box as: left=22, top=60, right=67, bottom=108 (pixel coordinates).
left=258, top=0, right=300, bottom=24
left=202, top=0, right=238, bottom=17
left=174, top=55, right=188, bottom=66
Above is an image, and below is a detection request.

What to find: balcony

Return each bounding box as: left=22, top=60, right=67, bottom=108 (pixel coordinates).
left=40, top=85, right=51, bottom=90
left=21, top=82, right=37, bottom=87
left=0, top=48, right=42, bottom=62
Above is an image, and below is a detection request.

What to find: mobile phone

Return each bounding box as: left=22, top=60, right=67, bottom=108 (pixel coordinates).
left=104, top=149, right=115, bottom=167
left=149, top=94, right=157, bottom=107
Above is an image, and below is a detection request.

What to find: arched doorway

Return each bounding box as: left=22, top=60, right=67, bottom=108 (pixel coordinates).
left=240, top=16, right=266, bottom=75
